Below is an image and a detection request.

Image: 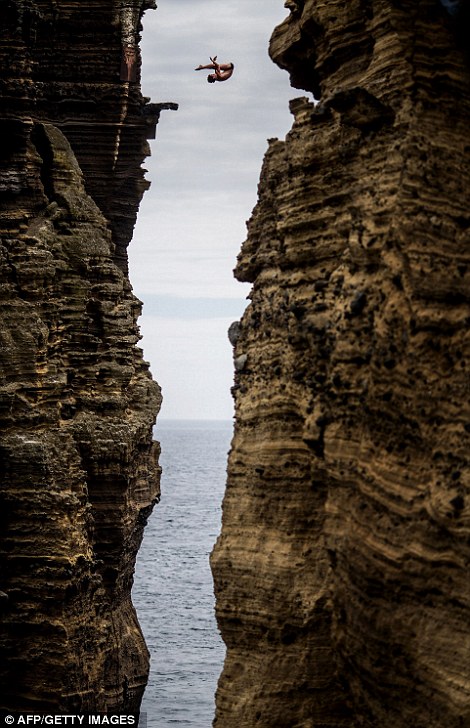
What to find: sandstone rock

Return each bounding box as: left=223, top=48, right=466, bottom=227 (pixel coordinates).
left=228, top=321, right=242, bottom=347
left=0, top=0, right=170, bottom=713
left=212, top=1, right=470, bottom=726
left=234, top=354, right=248, bottom=373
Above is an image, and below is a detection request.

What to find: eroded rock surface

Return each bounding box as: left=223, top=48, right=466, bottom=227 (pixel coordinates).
left=212, top=1, right=470, bottom=726
left=0, top=0, right=170, bottom=713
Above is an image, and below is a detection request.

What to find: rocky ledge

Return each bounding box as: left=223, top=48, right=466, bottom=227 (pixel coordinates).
left=0, top=0, right=173, bottom=713
left=212, top=1, right=470, bottom=726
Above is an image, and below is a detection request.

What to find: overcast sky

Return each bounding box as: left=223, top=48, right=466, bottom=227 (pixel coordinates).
left=128, top=1, right=300, bottom=421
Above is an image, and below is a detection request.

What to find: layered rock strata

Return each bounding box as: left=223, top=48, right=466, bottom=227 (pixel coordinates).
left=0, top=0, right=170, bottom=713
left=212, top=1, right=470, bottom=726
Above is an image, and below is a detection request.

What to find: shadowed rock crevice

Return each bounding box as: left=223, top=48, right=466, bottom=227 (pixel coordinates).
left=212, top=1, right=470, bottom=726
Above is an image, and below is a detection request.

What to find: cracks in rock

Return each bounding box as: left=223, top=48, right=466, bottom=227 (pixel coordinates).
left=31, top=123, right=56, bottom=204
left=328, top=88, right=395, bottom=132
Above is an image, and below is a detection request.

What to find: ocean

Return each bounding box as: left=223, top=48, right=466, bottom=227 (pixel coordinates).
left=133, top=420, right=233, bottom=728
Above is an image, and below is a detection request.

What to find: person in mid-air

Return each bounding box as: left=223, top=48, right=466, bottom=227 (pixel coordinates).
left=195, top=56, right=234, bottom=83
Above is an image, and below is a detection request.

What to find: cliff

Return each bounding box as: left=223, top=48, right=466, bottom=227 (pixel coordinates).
left=0, top=0, right=173, bottom=713
left=212, top=1, right=470, bottom=726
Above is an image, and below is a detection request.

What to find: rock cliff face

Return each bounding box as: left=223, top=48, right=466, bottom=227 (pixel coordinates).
left=0, top=0, right=170, bottom=713
left=212, top=1, right=470, bottom=726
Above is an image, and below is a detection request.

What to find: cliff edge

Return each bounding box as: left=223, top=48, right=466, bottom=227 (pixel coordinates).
left=0, top=0, right=172, bottom=713
left=212, top=1, right=470, bottom=726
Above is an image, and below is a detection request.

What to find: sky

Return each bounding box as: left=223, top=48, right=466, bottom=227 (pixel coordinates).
left=128, top=1, right=300, bottom=421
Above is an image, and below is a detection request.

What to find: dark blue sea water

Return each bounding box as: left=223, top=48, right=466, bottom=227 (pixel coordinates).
left=133, top=420, right=232, bottom=728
